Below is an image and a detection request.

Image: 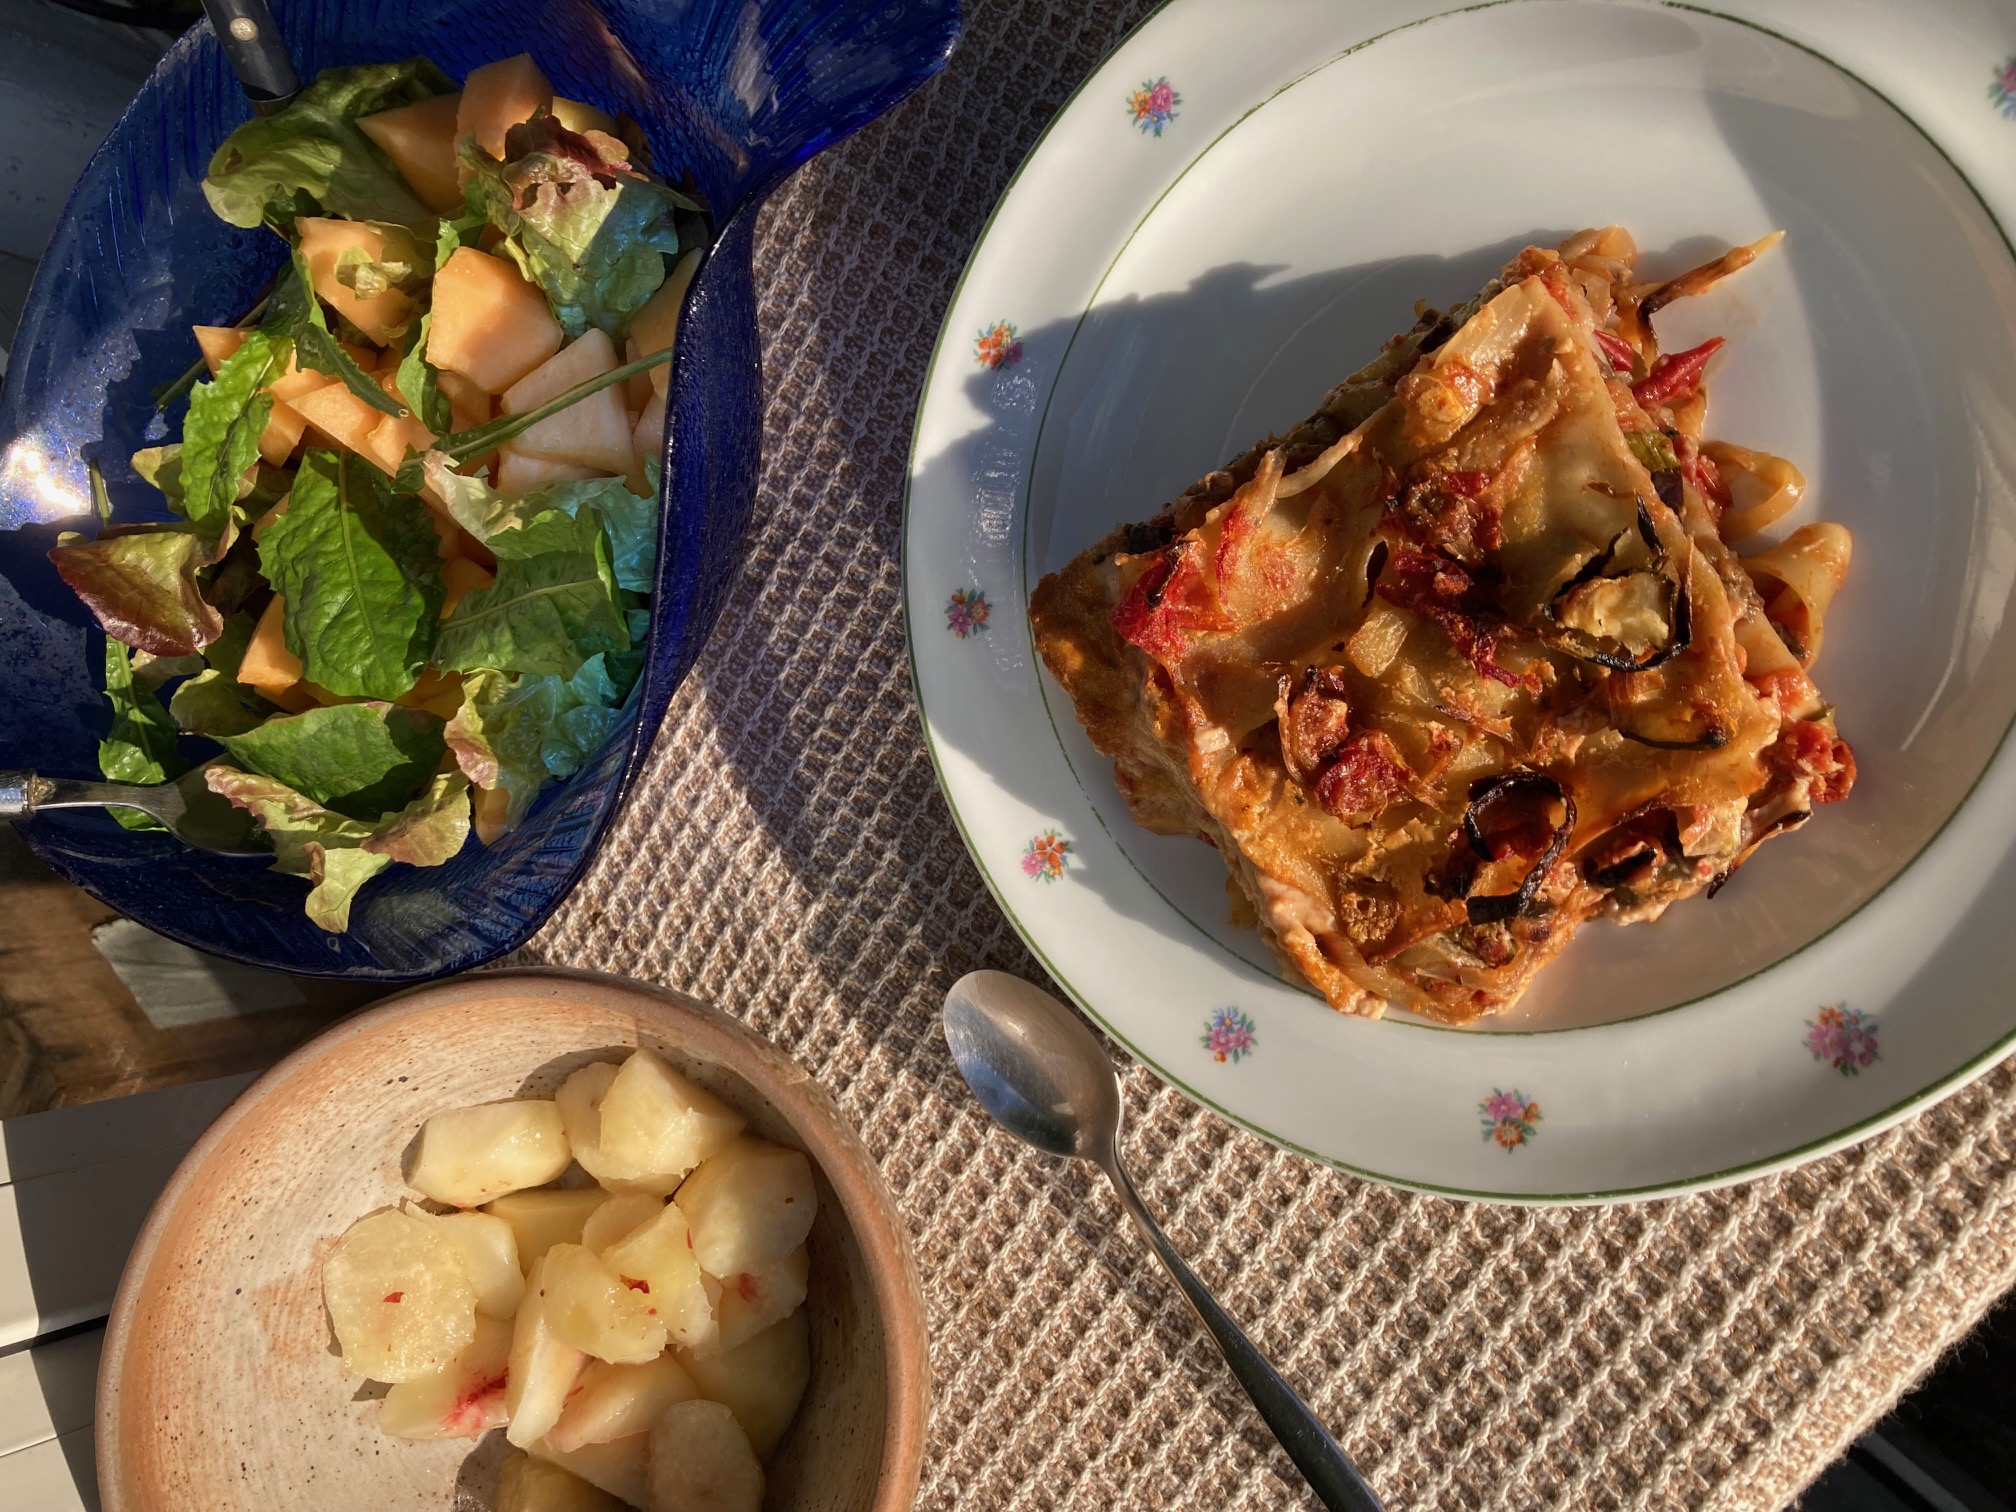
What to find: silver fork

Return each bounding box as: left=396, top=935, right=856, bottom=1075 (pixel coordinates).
left=1, top=765, right=267, bottom=856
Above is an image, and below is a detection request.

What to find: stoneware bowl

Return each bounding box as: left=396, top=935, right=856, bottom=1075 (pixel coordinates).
left=0, top=0, right=959, bottom=980
left=96, top=969, right=930, bottom=1511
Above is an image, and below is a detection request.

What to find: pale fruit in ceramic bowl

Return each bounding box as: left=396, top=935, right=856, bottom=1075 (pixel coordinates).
left=96, top=969, right=928, bottom=1512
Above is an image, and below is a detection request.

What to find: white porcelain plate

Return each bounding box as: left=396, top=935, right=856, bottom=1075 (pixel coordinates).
left=904, top=0, right=2016, bottom=1200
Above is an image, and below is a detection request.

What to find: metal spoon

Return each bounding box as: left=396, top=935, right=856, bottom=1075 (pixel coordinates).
left=1, top=765, right=267, bottom=856
left=942, top=970, right=1386, bottom=1512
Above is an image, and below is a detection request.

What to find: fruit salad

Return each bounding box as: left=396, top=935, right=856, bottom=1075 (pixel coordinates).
left=322, top=1047, right=816, bottom=1512
left=50, top=53, right=705, bottom=931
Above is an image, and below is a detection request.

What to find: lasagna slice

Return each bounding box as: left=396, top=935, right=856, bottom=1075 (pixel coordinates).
left=1030, top=228, right=1854, bottom=1024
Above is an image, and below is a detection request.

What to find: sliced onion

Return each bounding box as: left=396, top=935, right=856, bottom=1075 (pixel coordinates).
left=1459, top=773, right=1577, bottom=926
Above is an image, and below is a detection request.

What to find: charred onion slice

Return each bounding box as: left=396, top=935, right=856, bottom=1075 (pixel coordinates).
left=1460, top=773, right=1577, bottom=926
left=1543, top=497, right=1693, bottom=671
left=1617, top=722, right=1729, bottom=752
left=1706, top=809, right=1811, bottom=897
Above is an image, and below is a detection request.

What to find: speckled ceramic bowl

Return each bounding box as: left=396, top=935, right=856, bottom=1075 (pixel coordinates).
left=96, top=969, right=929, bottom=1512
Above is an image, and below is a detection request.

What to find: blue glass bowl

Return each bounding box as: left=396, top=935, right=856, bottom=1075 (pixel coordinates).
left=0, top=0, right=958, bottom=978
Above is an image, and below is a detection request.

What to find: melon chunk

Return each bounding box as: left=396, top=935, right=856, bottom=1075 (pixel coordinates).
left=549, top=1354, right=700, bottom=1453
left=597, top=1049, right=746, bottom=1190
left=296, top=216, right=414, bottom=346
left=645, top=1399, right=765, bottom=1512
left=268, top=365, right=333, bottom=405
left=291, top=380, right=391, bottom=456
left=257, top=401, right=308, bottom=467
left=458, top=54, right=554, bottom=160
left=506, top=1252, right=590, bottom=1448
left=407, top=1099, right=572, bottom=1208
left=529, top=1434, right=650, bottom=1509
left=676, top=1310, right=810, bottom=1460
left=323, top=1208, right=478, bottom=1383
left=674, top=1137, right=815, bottom=1279
left=629, top=389, right=667, bottom=499
left=498, top=1451, right=627, bottom=1512
left=442, top=555, right=496, bottom=618
left=503, top=329, right=635, bottom=474
left=438, top=368, right=492, bottom=431
left=378, top=1313, right=512, bottom=1439
left=429, top=247, right=565, bottom=393
left=550, top=95, right=617, bottom=136
left=238, top=595, right=307, bottom=706
left=627, top=248, right=701, bottom=400
left=190, top=325, right=307, bottom=462
left=581, top=1192, right=666, bottom=1255
left=486, top=1187, right=608, bottom=1269
left=497, top=444, right=600, bottom=495
left=424, top=1209, right=523, bottom=1318
left=358, top=91, right=465, bottom=213
left=601, top=1200, right=721, bottom=1352
left=397, top=666, right=467, bottom=722
left=709, top=1244, right=808, bottom=1354
left=361, top=412, right=435, bottom=478
left=543, top=1242, right=668, bottom=1364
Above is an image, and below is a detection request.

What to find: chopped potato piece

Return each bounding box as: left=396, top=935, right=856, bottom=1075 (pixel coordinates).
left=710, top=1244, right=808, bottom=1354
left=602, top=1201, right=721, bottom=1352
left=530, top=1434, right=650, bottom=1510
left=323, top=1208, right=477, bottom=1382
left=423, top=1208, right=523, bottom=1318
left=408, top=1099, right=571, bottom=1208
left=506, top=1252, right=589, bottom=1448
left=675, top=1136, right=815, bottom=1278
left=645, top=1399, right=764, bottom=1512
left=549, top=1353, right=699, bottom=1453
left=497, top=1450, right=628, bottom=1512
left=378, top=1313, right=512, bottom=1439
left=485, top=1186, right=609, bottom=1269
left=543, top=1242, right=668, bottom=1364
left=598, top=1049, right=745, bottom=1189
left=357, top=92, right=465, bottom=214
left=581, top=1191, right=666, bottom=1255
left=676, top=1309, right=810, bottom=1460
left=457, top=53, right=553, bottom=160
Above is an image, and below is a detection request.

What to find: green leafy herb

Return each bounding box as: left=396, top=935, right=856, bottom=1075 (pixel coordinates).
left=445, top=654, right=626, bottom=833
left=426, top=462, right=657, bottom=592
left=99, top=638, right=186, bottom=828
left=259, top=449, right=444, bottom=699
left=202, top=59, right=453, bottom=231
left=179, top=329, right=289, bottom=545
left=48, top=528, right=223, bottom=656
left=335, top=244, right=418, bottom=302
left=432, top=506, right=627, bottom=678
left=130, top=445, right=186, bottom=506
left=264, top=251, right=405, bottom=418
left=396, top=313, right=452, bottom=435
left=216, top=701, right=446, bottom=820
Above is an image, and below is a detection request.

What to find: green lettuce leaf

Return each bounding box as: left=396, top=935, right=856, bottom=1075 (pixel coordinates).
left=48, top=528, right=223, bottom=656
left=431, top=507, right=627, bottom=678
left=462, top=116, right=696, bottom=340
left=166, top=612, right=275, bottom=738
left=263, top=251, right=404, bottom=418
left=444, top=654, right=625, bottom=833
left=99, top=637, right=185, bottom=786
left=425, top=460, right=657, bottom=592
left=215, top=701, right=445, bottom=820
left=203, top=59, right=452, bottom=231
left=130, top=444, right=186, bottom=507
left=362, top=768, right=475, bottom=866
left=259, top=449, right=443, bottom=699
left=396, top=313, right=452, bottom=435
left=179, top=329, right=289, bottom=545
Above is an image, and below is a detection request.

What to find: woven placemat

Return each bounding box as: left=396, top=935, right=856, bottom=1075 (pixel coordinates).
left=523, top=2, right=2016, bottom=1506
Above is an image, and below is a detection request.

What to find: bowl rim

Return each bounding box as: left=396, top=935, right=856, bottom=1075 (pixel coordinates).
left=93, top=966, right=930, bottom=1512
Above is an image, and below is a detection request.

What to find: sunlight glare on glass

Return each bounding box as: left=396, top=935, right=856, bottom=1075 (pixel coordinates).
left=0, top=434, right=91, bottom=526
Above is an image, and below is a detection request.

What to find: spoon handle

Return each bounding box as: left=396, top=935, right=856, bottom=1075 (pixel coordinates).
left=1103, top=1156, right=1386, bottom=1512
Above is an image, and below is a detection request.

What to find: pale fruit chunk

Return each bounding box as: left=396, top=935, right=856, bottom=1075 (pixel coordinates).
left=190, top=324, right=308, bottom=464
left=323, top=1208, right=478, bottom=1382
left=550, top=95, right=617, bottom=135
left=297, top=216, right=414, bottom=346
left=645, top=1399, right=764, bottom=1512
left=549, top=1353, right=700, bottom=1453
left=676, top=1310, right=810, bottom=1460
left=530, top=1434, right=649, bottom=1510
left=556, top=1061, right=678, bottom=1196
left=627, top=389, right=667, bottom=496
left=581, top=1191, right=665, bottom=1255
left=257, top=401, right=307, bottom=467
left=486, top=1186, right=608, bottom=1268
left=497, top=443, right=599, bottom=495
left=378, top=1313, right=511, bottom=1439
left=675, top=1136, right=815, bottom=1278
left=503, top=329, right=635, bottom=474
left=237, top=595, right=312, bottom=711
left=361, top=412, right=434, bottom=478
left=602, top=1202, right=720, bottom=1352
left=357, top=92, right=464, bottom=213
left=710, top=1244, right=808, bottom=1354
left=408, top=1098, right=572, bottom=1208
left=458, top=54, right=554, bottom=160
left=438, top=368, right=492, bottom=431
left=543, top=1242, right=668, bottom=1364
left=425, top=1209, right=523, bottom=1318
left=429, top=247, right=564, bottom=393
left=627, top=248, right=702, bottom=400
left=598, top=1049, right=745, bottom=1188
left=498, top=1450, right=627, bottom=1512
left=507, top=1253, right=590, bottom=1448
left=191, top=323, right=244, bottom=376
left=441, top=555, right=496, bottom=618
left=291, top=380, right=390, bottom=456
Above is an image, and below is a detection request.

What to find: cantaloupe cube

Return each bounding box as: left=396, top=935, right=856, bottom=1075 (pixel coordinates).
left=259, top=401, right=307, bottom=467
left=442, top=555, right=496, bottom=618
left=550, top=95, right=617, bottom=136
left=503, top=330, right=633, bottom=474
left=397, top=667, right=467, bottom=721
left=296, top=217, right=415, bottom=346
left=438, top=368, right=492, bottom=432
left=631, top=390, right=666, bottom=473
left=239, top=595, right=303, bottom=703
left=191, top=326, right=308, bottom=463
left=458, top=54, right=553, bottom=160
left=193, top=323, right=246, bottom=376
left=429, top=247, right=564, bottom=394
left=626, top=247, right=701, bottom=400
left=292, top=380, right=392, bottom=456
left=361, top=413, right=435, bottom=478
left=358, top=91, right=465, bottom=214
left=268, top=365, right=332, bottom=404
left=497, top=445, right=598, bottom=495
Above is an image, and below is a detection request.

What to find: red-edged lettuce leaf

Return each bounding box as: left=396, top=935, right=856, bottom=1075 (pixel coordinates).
left=444, top=654, right=624, bottom=834
left=214, top=701, right=445, bottom=820
left=49, top=528, right=223, bottom=657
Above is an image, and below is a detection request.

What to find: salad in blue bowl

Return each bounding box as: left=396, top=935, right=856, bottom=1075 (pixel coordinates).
left=0, top=0, right=958, bottom=979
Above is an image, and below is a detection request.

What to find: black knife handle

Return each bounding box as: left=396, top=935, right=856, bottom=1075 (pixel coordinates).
left=199, top=0, right=300, bottom=114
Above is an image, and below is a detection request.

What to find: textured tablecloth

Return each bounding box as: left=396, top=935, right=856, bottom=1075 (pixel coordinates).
left=523, top=2, right=2016, bottom=1506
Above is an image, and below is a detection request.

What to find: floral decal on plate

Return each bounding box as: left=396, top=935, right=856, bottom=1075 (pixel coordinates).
left=975, top=319, right=1024, bottom=370
left=1021, top=829, right=1072, bottom=882
left=1480, top=1089, right=1542, bottom=1150
left=1201, top=1007, right=1257, bottom=1064
left=1805, top=1004, right=1879, bottom=1076
left=1126, top=76, right=1182, bottom=137
left=1992, top=56, right=2016, bottom=119
left=945, top=587, right=991, bottom=639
